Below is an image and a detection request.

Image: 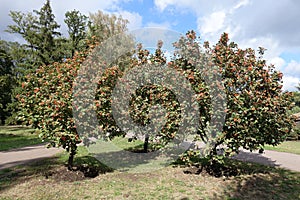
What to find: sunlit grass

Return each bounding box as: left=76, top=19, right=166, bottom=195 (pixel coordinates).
left=264, top=141, right=300, bottom=155
left=0, top=126, right=42, bottom=151
left=1, top=145, right=299, bottom=200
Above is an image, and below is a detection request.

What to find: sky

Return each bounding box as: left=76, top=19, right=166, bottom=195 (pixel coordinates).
left=1, top=0, right=300, bottom=91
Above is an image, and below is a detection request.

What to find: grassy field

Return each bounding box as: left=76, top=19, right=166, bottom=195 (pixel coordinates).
left=0, top=127, right=300, bottom=199
left=0, top=126, right=42, bottom=151
left=0, top=144, right=300, bottom=199
left=264, top=141, right=300, bottom=155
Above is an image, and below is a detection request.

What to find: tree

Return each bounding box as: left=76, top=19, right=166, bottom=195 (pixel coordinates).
left=297, top=83, right=300, bottom=91
left=176, top=32, right=294, bottom=169
left=64, top=10, right=88, bottom=57
left=18, top=26, right=294, bottom=172
left=293, top=83, right=300, bottom=111
left=32, top=0, right=62, bottom=65
left=0, top=40, right=15, bottom=124
left=87, top=11, right=128, bottom=43
left=7, top=0, right=62, bottom=66
left=17, top=11, right=129, bottom=169
left=6, top=0, right=66, bottom=124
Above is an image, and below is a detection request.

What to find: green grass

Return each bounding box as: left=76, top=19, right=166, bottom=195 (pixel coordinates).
left=0, top=126, right=42, bottom=151
left=110, top=136, right=145, bottom=151
left=0, top=127, right=299, bottom=199
left=264, top=141, right=300, bottom=155
left=0, top=145, right=299, bottom=199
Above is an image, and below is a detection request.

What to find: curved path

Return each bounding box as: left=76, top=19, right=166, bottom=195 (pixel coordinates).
left=233, top=149, right=300, bottom=172
left=0, top=144, right=62, bottom=170
left=0, top=144, right=299, bottom=172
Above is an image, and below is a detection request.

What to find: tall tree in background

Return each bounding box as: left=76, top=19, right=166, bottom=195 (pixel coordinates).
left=32, top=0, right=62, bottom=65
left=6, top=11, right=38, bottom=71
left=289, top=84, right=300, bottom=114
left=7, top=0, right=62, bottom=66
left=5, top=0, right=64, bottom=124
left=0, top=40, right=15, bottom=124
left=88, top=11, right=128, bottom=43
left=64, top=10, right=88, bottom=57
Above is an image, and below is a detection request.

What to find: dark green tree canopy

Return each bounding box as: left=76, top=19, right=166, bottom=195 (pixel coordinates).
left=7, top=0, right=62, bottom=66
left=0, top=40, right=15, bottom=124
left=64, top=10, right=88, bottom=57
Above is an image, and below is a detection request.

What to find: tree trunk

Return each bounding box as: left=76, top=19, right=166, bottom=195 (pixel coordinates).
left=143, top=133, right=149, bottom=153
left=68, top=143, right=77, bottom=170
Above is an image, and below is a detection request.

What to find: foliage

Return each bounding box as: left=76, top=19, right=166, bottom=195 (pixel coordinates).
left=287, top=88, right=300, bottom=140
left=83, top=41, right=182, bottom=152
left=289, top=91, right=300, bottom=114
left=7, top=0, right=62, bottom=66
left=75, top=30, right=294, bottom=167
left=17, top=52, right=86, bottom=169
left=4, top=1, right=92, bottom=125
left=64, top=10, right=89, bottom=57
left=17, top=11, right=294, bottom=170
left=0, top=40, right=15, bottom=125
left=17, top=11, right=129, bottom=169
left=178, top=32, right=294, bottom=164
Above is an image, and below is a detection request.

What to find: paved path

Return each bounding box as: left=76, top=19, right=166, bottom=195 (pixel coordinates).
left=0, top=144, right=299, bottom=172
left=0, top=144, right=62, bottom=170
left=233, top=149, right=300, bottom=172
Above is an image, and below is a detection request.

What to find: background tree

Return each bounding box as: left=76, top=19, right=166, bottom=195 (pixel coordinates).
left=287, top=83, right=300, bottom=140
left=5, top=0, right=66, bottom=124
left=87, top=11, right=128, bottom=43
left=0, top=40, right=15, bottom=124
left=64, top=10, right=88, bottom=57
left=7, top=0, right=62, bottom=66
left=32, top=0, right=62, bottom=65
left=292, top=83, right=300, bottom=113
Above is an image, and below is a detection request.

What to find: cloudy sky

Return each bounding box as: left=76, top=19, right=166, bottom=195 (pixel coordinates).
left=1, top=0, right=300, bottom=91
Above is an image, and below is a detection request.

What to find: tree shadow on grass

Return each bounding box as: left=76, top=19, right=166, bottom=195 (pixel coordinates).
left=88, top=143, right=184, bottom=173
left=176, top=149, right=280, bottom=178
left=213, top=169, right=300, bottom=200
left=176, top=150, right=300, bottom=199
left=0, top=156, right=61, bottom=192
left=0, top=126, right=33, bottom=132
left=70, top=155, right=114, bottom=178
left=0, top=153, right=116, bottom=192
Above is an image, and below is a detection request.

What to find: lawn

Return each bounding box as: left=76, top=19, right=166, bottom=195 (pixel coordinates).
left=0, top=142, right=300, bottom=199
left=0, top=126, right=42, bottom=151
left=0, top=127, right=299, bottom=199
left=264, top=141, right=300, bottom=155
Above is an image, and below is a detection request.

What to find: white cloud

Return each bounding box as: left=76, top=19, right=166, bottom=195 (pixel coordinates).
left=198, top=11, right=226, bottom=36
left=232, top=0, right=250, bottom=11
left=284, top=60, right=300, bottom=77
left=282, top=75, right=299, bottom=91
left=273, top=60, right=300, bottom=91
left=116, top=11, right=143, bottom=30
left=153, top=0, right=300, bottom=53
left=145, top=21, right=171, bottom=29
left=154, top=0, right=175, bottom=11
left=268, top=57, right=286, bottom=71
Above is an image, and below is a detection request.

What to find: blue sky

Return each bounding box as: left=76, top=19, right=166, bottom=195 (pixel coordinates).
left=1, top=0, right=300, bottom=91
